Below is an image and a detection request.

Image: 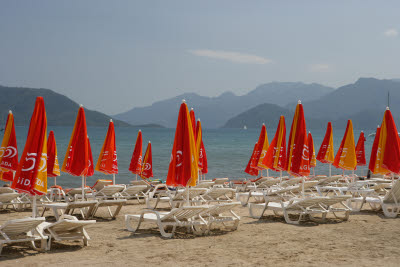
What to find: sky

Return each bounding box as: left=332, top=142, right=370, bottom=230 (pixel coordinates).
left=0, top=0, right=400, bottom=115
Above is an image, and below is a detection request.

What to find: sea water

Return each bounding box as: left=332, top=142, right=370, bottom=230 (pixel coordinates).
left=2, top=126, right=376, bottom=188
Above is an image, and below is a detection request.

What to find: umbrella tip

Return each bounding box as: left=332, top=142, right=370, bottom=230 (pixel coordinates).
left=8, top=110, right=12, bottom=114
left=191, top=107, right=194, bottom=111
left=309, top=131, right=311, bottom=134
left=182, top=99, right=186, bottom=103
left=198, top=118, right=201, bottom=122
left=139, top=129, right=141, bottom=132
left=386, top=106, right=390, bottom=110
left=80, top=104, right=83, bottom=107
left=361, top=130, right=363, bottom=133
left=297, top=100, right=301, bottom=104
left=149, top=141, right=151, bottom=143
left=262, top=123, right=265, bottom=125
left=110, top=119, right=113, bottom=122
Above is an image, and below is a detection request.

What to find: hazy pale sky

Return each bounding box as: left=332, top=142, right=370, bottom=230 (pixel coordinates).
left=1, top=0, right=399, bottom=114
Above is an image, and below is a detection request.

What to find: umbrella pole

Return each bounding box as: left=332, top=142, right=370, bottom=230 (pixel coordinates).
left=302, top=177, right=305, bottom=197
left=267, top=169, right=269, bottom=177
left=82, top=175, right=85, bottom=201
left=32, top=195, right=37, bottom=218
left=280, top=171, right=282, bottom=183
left=136, top=174, right=137, bottom=181
left=113, top=173, right=116, bottom=185
left=313, top=167, right=315, bottom=177
left=392, top=173, right=394, bottom=185
left=54, top=177, right=57, bottom=186
left=186, top=185, right=190, bottom=205
left=329, top=164, right=332, bottom=177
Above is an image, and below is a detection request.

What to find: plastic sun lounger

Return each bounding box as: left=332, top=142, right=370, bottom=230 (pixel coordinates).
left=200, top=188, right=236, bottom=203
left=0, top=192, right=22, bottom=210
left=347, top=180, right=400, bottom=217
left=88, top=199, right=127, bottom=219
left=252, top=197, right=330, bottom=224
left=0, top=187, right=15, bottom=194
left=194, top=181, right=215, bottom=189
left=146, top=188, right=208, bottom=209
left=40, top=201, right=98, bottom=220
left=125, top=205, right=209, bottom=238
left=92, top=179, right=113, bottom=191
left=39, top=214, right=96, bottom=250
left=0, top=217, right=48, bottom=255
left=198, top=202, right=241, bottom=232
left=86, top=185, right=125, bottom=200
left=212, top=178, right=229, bottom=187
left=119, top=185, right=148, bottom=203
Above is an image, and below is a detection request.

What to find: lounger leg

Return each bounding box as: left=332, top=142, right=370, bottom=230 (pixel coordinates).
left=112, top=204, right=123, bottom=219
left=0, top=244, right=3, bottom=255
left=283, top=211, right=301, bottom=225
left=125, top=215, right=144, bottom=233
left=382, top=204, right=399, bottom=218
left=158, top=222, right=174, bottom=238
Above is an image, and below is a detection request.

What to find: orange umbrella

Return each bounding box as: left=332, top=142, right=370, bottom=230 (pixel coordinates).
left=333, top=120, right=357, bottom=172
left=308, top=132, right=317, bottom=175
left=140, top=141, right=153, bottom=179
left=61, top=105, right=92, bottom=198
left=11, top=97, right=47, bottom=217
left=287, top=101, right=310, bottom=177
left=355, top=131, right=366, bottom=166
left=370, top=108, right=400, bottom=175
left=166, top=100, right=198, bottom=187
left=129, top=130, right=143, bottom=180
left=316, top=122, right=335, bottom=176
left=47, top=130, right=61, bottom=185
left=245, top=143, right=259, bottom=176
left=0, top=110, right=18, bottom=182
left=195, top=119, right=203, bottom=178
left=196, top=119, right=208, bottom=176
left=255, top=124, right=270, bottom=176
left=96, top=119, right=118, bottom=184
left=262, top=115, right=287, bottom=176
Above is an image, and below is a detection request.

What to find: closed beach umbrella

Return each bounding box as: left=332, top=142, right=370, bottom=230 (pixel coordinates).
left=61, top=105, right=92, bottom=199
left=95, top=119, right=118, bottom=184
left=129, top=130, right=143, bottom=180
left=369, top=126, right=381, bottom=174
left=140, top=141, right=153, bottom=179
left=196, top=119, right=208, bottom=176
left=190, top=108, right=196, bottom=141
left=355, top=131, right=366, bottom=166
left=0, top=110, right=18, bottom=182
left=47, top=130, right=61, bottom=185
left=308, top=132, right=317, bottom=176
left=166, top=100, right=198, bottom=187
left=11, top=97, right=47, bottom=217
left=255, top=124, right=270, bottom=177
left=262, top=115, right=287, bottom=175
left=333, top=120, right=357, bottom=173
left=244, top=143, right=259, bottom=176
left=316, top=122, right=335, bottom=176
left=287, top=101, right=310, bottom=177
left=369, top=107, right=400, bottom=176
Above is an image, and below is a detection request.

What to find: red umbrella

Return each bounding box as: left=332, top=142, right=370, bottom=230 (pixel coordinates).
left=47, top=131, right=61, bottom=185
left=0, top=110, right=18, bottom=182
left=196, top=119, right=208, bottom=176
left=140, top=141, right=153, bottom=179
left=95, top=120, right=118, bottom=183
left=129, top=130, right=143, bottom=180
left=308, top=132, right=317, bottom=176
left=355, top=131, right=366, bottom=166
left=166, top=100, right=198, bottom=187
left=11, top=97, right=47, bottom=217
left=245, top=143, right=259, bottom=176
left=369, top=126, right=381, bottom=174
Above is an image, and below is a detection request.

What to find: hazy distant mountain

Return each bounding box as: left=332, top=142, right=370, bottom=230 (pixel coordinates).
left=114, top=82, right=333, bottom=128
left=0, top=85, right=131, bottom=127
left=224, top=78, right=400, bottom=129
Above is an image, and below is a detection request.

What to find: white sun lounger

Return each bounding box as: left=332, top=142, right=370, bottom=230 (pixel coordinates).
left=200, top=188, right=236, bottom=203
left=125, top=205, right=209, bottom=238
left=199, top=202, right=241, bottom=232
left=146, top=188, right=208, bottom=209
left=118, top=185, right=148, bottom=203
left=40, top=201, right=98, bottom=220
left=88, top=199, right=127, bottom=219
left=0, top=217, right=48, bottom=255
left=86, top=185, right=125, bottom=200
left=0, top=192, right=22, bottom=210
left=39, top=214, right=96, bottom=250
left=0, top=187, right=15, bottom=194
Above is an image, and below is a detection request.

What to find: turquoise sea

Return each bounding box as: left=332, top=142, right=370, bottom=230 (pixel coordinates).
left=1, top=126, right=376, bottom=188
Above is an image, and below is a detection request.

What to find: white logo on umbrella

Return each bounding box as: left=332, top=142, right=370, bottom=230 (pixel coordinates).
left=0, top=147, right=5, bottom=157
left=22, top=153, right=37, bottom=171
left=4, top=146, right=17, bottom=158
left=143, top=163, right=151, bottom=171
left=176, top=150, right=183, bottom=167
left=38, top=153, right=47, bottom=172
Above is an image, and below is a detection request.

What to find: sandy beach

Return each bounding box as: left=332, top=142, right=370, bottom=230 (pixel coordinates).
left=1, top=200, right=399, bottom=267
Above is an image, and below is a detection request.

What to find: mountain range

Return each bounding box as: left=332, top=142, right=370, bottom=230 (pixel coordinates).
left=0, top=85, right=130, bottom=126
left=114, top=82, right=333, bottom=128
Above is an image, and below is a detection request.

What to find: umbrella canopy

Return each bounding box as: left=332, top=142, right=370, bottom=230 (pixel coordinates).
left=316, top=122, right=335, bottom=164
left=255, top=124, right=269, bottom=171
left=196, top=119, right=208, bottom=174
left=95, top=120, right=118, bottom=175
left=195, top=119, right=202, bottom=166
left=47, top=130, right=60, bottom=178
left=355, top=131, right=366, bottom=166
left=369, top=126, right=381, bottom=174
left=166, top=100, right=198, bottom=187
left=287, top=101, right=310, bottom=177
left=62, top=106, right=91, bottom=176
left=190, top=108, right=196, bottom=140
left=245, top=143, right=259, bottom=176
left=129, top=130, right=143, bottom=175
left=308, top=132, right=317, bottom=168
left=87, top=137, right=94, bottom=177
left=370, top=108, right=400, bottom=175
left=262, top=115, right=287, bottom=172
left=333, top=120, right=357, bottom=171
left=140, top=141, right=153, bottom=179
left=11, top=97, right=47, bottom=195
left=0, top=110, right=18, bottom=182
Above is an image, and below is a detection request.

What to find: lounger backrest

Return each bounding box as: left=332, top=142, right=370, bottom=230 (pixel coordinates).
left=287, top=197, right=327, bottom=210
left=320, top=195, right=351, bottom=206
left=67, top=201, right=97, bottom=209
left=281, top=177, right=302, bottom=187
left=0, top=192, right=20, bottom=203
left=194, top=182, right=215, bottom=188
left=162, top=206, right=208, bottom=221
left=204, top=202, right=240, bottom=216
left=0, top=187, right=15, bottom=194
left=124, top=185, right=148, bottom=194
left=97, top=185, right=125, bottom=196
left=130, top=180, right=150, bottom=187
left=258, top=179, right=280, bottom=188
left=205, top=188, right=235, bottom=199
left=92, top=180, right=113, bottom=191
left=0, top=217, right=45, bottom=236
left=213, top=178, right=229, bottom=184
left=317, top=175, right=342, bottom=186
left=49, top=220, right=96, bottom=232
left=383, top=180, right=400, bottom=204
